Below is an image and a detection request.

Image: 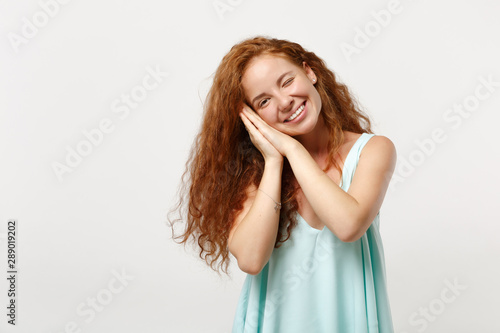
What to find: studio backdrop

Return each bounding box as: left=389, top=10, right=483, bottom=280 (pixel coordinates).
left=1, top=0, right=499, bottom=332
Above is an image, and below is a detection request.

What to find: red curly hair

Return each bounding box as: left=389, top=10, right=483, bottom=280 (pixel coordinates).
left=167, top=36, right=373, bottom=276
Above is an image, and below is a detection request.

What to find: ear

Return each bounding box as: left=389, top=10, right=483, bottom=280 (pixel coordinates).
left=302, top=61, right=317, bottom=83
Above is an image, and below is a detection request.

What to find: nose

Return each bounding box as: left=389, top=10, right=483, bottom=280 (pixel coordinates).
left=277, top=93, right=293, bottom=113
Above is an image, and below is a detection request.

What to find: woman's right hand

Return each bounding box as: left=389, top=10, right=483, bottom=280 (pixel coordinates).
left=239, top=105, right=283, bottom=163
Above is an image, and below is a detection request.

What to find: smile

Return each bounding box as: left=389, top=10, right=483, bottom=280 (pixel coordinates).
left=284, top=103, right=305, bottom=123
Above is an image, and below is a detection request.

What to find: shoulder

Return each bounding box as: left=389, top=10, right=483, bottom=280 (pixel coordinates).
left=361, top=134, right=397, bottom=171
left=343, top=131, right=396, bottom=156
left=363, top=134, right=396, bottom=156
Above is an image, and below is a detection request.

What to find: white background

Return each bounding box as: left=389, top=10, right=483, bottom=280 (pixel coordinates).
left=1, top=0, right=499, bottom=332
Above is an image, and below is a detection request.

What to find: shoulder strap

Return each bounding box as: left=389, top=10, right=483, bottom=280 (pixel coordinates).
left=353, top=133, right=376, bottom=162
left=340, top=133, right=376, bottom=189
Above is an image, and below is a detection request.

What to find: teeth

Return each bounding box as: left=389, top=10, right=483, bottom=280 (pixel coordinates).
left=286, top=104, right=305, bottom=122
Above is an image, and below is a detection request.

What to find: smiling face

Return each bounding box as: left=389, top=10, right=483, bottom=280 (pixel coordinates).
left=241, top=54, right=323, bottom=137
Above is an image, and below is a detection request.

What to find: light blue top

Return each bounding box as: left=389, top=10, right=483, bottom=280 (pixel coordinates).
left=231, top=133, right=394, bottom=333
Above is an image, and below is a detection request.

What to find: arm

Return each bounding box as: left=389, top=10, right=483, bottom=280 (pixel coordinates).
left=228, top=158, right=283, bottom=275
left=286, top=135, right=397, bottom=242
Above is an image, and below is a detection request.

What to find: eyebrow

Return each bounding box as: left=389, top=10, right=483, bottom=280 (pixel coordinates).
left=250, top=70, right=294, bottom=107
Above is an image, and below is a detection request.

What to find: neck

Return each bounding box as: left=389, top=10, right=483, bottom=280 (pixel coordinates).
left=294, top=115, right=330, bottom=160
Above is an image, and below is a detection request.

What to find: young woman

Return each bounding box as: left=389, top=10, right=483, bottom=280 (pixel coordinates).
left=168, top=36, right=397, bottom=332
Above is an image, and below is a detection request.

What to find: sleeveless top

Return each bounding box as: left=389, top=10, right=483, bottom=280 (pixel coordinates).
left=231, top=133, right=394, bottom=333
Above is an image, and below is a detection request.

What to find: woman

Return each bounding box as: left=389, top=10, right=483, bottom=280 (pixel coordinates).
left=168, top=36, right=397, bottom=332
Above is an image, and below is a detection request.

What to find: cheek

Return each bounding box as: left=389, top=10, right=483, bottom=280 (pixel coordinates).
left=254, top=111, right=270, bottom=126
left=260, top=113, right=283, bottom=129
left=259, top=106, right=278, bottom=123
left=312, top=90, right=322, bottom=110
left=262, top=115, right=276, bottom=125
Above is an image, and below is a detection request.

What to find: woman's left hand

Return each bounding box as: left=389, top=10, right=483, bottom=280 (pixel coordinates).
left=240, top=105, right=299, bottom=157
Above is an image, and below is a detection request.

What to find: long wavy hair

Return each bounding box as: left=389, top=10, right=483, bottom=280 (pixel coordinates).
left=167, top=36, right=373, bottom=276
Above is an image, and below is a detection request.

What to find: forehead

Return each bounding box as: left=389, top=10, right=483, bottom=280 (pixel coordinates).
left=242, top=54, right=300, bottom=87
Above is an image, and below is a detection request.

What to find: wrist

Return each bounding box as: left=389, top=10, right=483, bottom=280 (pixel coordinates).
left=283, top=138, right=300, bottom=157
left=264, top=156, right=283, bottom=166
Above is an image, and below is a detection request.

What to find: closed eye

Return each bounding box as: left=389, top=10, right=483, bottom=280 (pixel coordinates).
left=283, top=77, right=295, bottom=86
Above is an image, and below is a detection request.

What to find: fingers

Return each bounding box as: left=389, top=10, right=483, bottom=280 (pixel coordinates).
left=240, top=110, right=282, bottom=159
left=241, top=111, right=271, bottom=145
left=240, top=105, right=276, bottom=143
left=241, top=105, right=264, bottom=128
left=240, top=105, right=262, bottom=130
left=239, top=110, right=252, bottom=126
left=240, top=111, right=259, bottom=138
left=239, top=111, right=251, bottom=132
